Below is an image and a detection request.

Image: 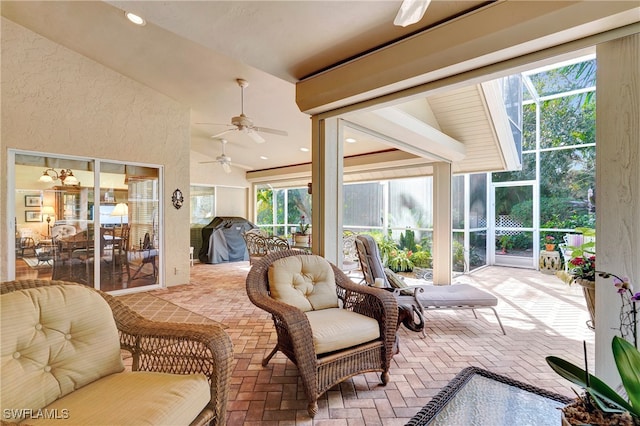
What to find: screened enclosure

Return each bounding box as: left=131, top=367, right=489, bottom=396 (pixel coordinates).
left=252, top=55, right=596, bottom=276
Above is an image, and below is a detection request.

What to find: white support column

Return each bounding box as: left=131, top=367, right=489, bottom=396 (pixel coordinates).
left=595, top=33, right=640, bottom=381
left=433, top=162, right=453, bottom=284
left=311, top=116, right=343, bottom=264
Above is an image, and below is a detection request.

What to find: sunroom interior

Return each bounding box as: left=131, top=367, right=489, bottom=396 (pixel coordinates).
left=2, top=0, right=638, bottom=395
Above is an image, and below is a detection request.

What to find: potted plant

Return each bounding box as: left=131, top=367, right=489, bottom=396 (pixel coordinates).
left=567, top=252, right=597, bottom=328
left=545, top=235, right=556, bottom=251
left=499, top=235, right=512, bottom=254
left=387, top=249, right=414, bottom=273
left=546, top=336, right=640, bottom=425
left=294, top=215, right=310, bottom=246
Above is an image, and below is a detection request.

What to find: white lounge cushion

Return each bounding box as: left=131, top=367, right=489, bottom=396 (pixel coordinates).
left=418, top=284, right=498, bottom=307
left=268, top=255, right=339, bottom=312
left=27, top=371, right=210, bottom=426
left=305, top=308, right=380, bottom=354
left=1, top=286, right=124, bottom=417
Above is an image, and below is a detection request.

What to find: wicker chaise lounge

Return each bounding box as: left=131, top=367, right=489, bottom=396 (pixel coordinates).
left=1, top=279, right=233, bottom=426
left=246, top=250, right=398, bottom=417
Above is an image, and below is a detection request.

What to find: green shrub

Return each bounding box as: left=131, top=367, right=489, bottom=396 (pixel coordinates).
left=409, top=250, right=432, bottom=268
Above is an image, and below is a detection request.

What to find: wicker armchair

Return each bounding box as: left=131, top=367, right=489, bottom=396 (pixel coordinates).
left=1, top=280, right=233, bottom=426
left=245, top=250, right=398, bottom=417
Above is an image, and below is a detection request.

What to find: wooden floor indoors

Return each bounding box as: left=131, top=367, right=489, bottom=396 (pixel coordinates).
left=148, top=261, right=593, bottom=425
left=14, top=255, right=157, bottom=291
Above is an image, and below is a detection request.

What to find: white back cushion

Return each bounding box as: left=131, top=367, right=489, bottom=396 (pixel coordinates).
left=1, top=285, right=124, bottom=418
left=268, top=255, right=339, bottom=312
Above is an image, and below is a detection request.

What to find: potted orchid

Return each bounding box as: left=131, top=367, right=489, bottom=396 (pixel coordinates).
left=547, top=272, right=639, bottom=425
left=547, top=336, right=640, bottom=425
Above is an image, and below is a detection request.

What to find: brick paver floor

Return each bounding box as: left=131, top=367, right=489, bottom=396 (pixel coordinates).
left=147, top=262, right=593, bottom=425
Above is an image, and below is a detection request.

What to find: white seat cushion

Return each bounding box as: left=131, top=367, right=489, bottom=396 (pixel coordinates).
left=417, top=284, right=498, bottom=307
left=27, top=371, right=210, bottom=426
left=305, top=308, right=380, bottom=354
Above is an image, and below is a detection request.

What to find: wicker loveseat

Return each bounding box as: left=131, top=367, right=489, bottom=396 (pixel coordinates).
left=246, top=250, right=398, bottom=417
left=0, top=280, right=233, bottom=426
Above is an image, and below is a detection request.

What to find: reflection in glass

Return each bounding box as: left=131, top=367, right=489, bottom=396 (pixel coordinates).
left=388, top=177, right=433, bottom=230
left=344, top=182, right=384, bottom=228
left=452, top=176, right=464, bottom=229
left=469, top=174, right=487, bottom=229
left=13, top=153, right=160, bottom=292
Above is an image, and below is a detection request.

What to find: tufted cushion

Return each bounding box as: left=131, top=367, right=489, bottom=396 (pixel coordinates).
left=1, top=285, right=124, bottom=419
left=50, top=225, right=77, bottom=240
left=26, top=372, right=210, bottom=426
left=268, top=255, right=339, bottom=312
left=305, top=308, right=381, bottom=354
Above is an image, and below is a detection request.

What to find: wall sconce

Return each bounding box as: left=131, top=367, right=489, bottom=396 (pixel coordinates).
left=39, top=168, right=78, bottom=185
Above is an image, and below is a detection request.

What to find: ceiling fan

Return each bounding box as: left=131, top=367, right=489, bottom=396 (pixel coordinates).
left=198, top=78, right=288, bottom=144
left=201, top=139, right=233, bottom=174
left=394, top=0, right=431, bottom=27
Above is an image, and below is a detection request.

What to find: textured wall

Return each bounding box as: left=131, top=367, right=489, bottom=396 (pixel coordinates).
left=595, top=33, right=640, bottom=381
left=1, top=17, right=191, bottom=286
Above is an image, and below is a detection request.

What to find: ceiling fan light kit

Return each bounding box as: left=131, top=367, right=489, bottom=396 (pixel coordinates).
left=394, top=0, right=431, bottom=27
left=215, top=139, right=233, bottom=174
left=198, top=78, right=288, bottom=144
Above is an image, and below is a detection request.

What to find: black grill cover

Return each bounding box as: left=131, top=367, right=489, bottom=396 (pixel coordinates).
left=199, top=216, right=257, bottom=263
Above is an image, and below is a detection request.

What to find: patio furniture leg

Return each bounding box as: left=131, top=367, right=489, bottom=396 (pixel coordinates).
left=262, top=346, right=278, bottom=367
left=490, top=307, right=507, bottom=335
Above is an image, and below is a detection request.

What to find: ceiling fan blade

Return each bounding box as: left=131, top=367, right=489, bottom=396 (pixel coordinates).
left=211, top=129, right=236, bottom=139
left=199, top=160, right=252, bottom=170
left=195, top=122, right=233, bottom=126
left=394, top=0, right=431, bottom=27
left=253, top=126, right=288, bottom=137
left=221, top=162, right=232, bottom=174
left=246, top=129, right=266, bottom=144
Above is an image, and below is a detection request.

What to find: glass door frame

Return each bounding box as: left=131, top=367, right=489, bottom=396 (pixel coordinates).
left=489, top=180, right=539, bottom=269
left=7, top=149, right=164, bottom=293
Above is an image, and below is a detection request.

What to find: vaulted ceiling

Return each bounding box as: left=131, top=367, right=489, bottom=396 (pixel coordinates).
left=3, top=1, right=637, bottom=179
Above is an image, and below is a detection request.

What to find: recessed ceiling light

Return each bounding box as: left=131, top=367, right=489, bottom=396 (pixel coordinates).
left=345, top=138, right=357, bottom=143
left=125, top=12, right=146, bottom=26
left=300, top=147, right=309, bottom=152
left=260, top=156, right=268, bottom=160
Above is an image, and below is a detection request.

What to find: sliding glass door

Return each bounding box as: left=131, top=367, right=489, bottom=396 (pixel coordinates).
left=12, top=151, right=161, bottom=292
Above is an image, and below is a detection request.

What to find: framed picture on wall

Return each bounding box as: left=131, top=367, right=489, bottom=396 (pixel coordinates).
left=25, top=211, right=42, bottom=222
left=25, top=195, right=41, bottom=207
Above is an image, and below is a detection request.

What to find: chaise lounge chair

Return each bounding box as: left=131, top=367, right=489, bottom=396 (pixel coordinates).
left=355, top=234, right=506, bottom=336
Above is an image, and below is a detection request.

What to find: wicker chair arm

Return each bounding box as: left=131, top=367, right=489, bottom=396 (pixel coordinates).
left=333, top=264, right=397, bottom=316
left=331, top=265, right=398, bottom=364
left=102, top=292, right=233, bottom=426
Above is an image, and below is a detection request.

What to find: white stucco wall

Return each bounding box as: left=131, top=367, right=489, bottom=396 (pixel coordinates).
left=1, top=17, right=191, bottom=286
left=595, top=33, right=640, bottom=382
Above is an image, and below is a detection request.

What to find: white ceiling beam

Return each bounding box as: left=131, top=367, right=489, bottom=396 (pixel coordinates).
left=347, top=107, right=466, bottom=162
left=479, top=80, right=520, bottom=171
